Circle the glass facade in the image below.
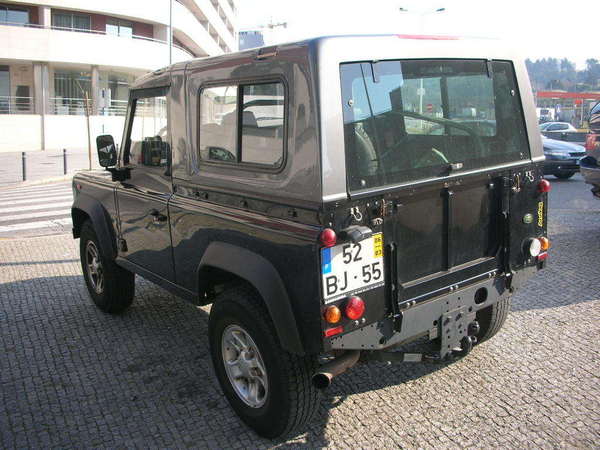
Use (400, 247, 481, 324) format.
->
(99, 71, 136, 115)
(0, 65, 9, 113)
(106, 18, 133, 38)
(51, 11, 91, 31)
(53, 70, 91, 114)
(0, 5, 29, 25)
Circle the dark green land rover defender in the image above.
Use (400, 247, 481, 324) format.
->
(72, 35, 549, 438)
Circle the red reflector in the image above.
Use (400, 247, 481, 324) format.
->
(538, 252, 548, 261)
(345, 296, 365, 320)
(538, 179, 551, 193)
(319, 228, 337, 248)
(396, 34, 459, 40)
(324, 326, 344, 337)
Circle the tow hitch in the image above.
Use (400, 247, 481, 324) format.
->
(312, 320, 480, 389)
(363, 321, 480, 365)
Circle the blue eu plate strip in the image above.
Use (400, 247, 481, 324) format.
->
(322, 248, 332, 274)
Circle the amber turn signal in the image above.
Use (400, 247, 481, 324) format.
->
(539, 236, 550, 251)
(324, 305, 342, 324)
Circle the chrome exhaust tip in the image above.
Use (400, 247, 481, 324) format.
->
(312, 350, 360, 390)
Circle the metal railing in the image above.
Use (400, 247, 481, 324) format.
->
(50, 97, 128, 116)
(0, 96, 34, 114)
(0, 21, 194, 57)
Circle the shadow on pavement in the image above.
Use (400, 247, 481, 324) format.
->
(0, 274, 457, 447)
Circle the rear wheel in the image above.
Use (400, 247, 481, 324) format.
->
(475, 296, 511, 344)
(80, 220, 135, 313)
(208, 284, 319, 438)
(554, 172, 575, 179)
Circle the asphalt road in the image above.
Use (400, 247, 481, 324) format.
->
(1, 174, 599, 448)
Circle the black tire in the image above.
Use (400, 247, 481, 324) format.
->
(208, 284, 319, 438)
(475, 296, 511, 344)
(554, 172, 575, 179)
(79, 220, 134, 313)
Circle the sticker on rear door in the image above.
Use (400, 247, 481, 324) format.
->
(321, 233, 385, 302)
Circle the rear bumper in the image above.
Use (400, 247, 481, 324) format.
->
(543, 159, 580, 174)
(328, 266, 537, 354)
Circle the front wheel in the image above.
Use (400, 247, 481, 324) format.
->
(79, 220, 135, 313)
(208, 285, 319, 438)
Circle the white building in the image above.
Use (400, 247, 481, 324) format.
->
(0, 0, 238, 151)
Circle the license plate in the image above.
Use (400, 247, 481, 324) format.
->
(321, 233, 385, 302)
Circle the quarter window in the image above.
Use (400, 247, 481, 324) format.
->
(199, 81, 285, 168)
(127, 95, 169, 168)
(241, 82, 284, 166)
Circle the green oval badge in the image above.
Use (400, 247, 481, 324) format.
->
(523, 213, 534, 224)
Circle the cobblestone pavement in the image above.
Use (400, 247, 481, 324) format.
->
(1, 175, 599, 448)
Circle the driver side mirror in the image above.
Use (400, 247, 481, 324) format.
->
(96, 134, 117, 167)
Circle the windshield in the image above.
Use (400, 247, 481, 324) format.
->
(340, 59, 531, 191)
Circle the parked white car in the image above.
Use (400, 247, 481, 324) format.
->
(539, 122, 577, 132)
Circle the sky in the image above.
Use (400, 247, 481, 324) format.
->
(237, 0, 597, 70)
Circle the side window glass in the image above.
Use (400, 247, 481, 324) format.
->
(127, 96, 169, 167)
(199, 86, 238, 162)
(241, 82, 284, 166)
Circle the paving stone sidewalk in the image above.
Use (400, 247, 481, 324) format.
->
(0, 150, 100, 186)
(1, 176, 599, 448)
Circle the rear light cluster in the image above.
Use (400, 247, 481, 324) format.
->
(323, 296, 366, 337)
(538, 179, 551, 193)
(319, 228, 337, 248)
(527, 236, 550, 260)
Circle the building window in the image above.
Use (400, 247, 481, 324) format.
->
(51, 11, 91, 31)
(53, 70, 91, 114)
(99, 71, 136, 115)
(199, 81, 285, 168)
(0, 66, 9, 113)
(106, 18, 133, 38)
(0, 5, 29, 25)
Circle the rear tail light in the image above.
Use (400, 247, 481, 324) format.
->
(539, 236, 550, 251)
(319, 228, 337, 248)
(324, 305, 341, 324)
(344, 296, 365, 320)
(538, 179, 551, 193)
(538, 252, 548, 261)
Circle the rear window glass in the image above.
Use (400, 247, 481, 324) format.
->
(340, 59, 530, 191)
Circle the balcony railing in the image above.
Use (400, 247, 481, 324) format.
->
(0, 21, 194, 57)
(0, 96, 34, 114)
(50, 97, 128, 116)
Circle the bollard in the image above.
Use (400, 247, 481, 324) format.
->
(22, 152, 26, 182)
(63, 148, 67, 175)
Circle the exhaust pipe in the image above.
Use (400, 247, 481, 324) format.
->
(312, 350, 360, 389)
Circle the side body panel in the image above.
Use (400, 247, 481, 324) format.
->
(167, 45, 326, 354)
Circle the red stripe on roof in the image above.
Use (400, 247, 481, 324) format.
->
(396, 34, 459, 40)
